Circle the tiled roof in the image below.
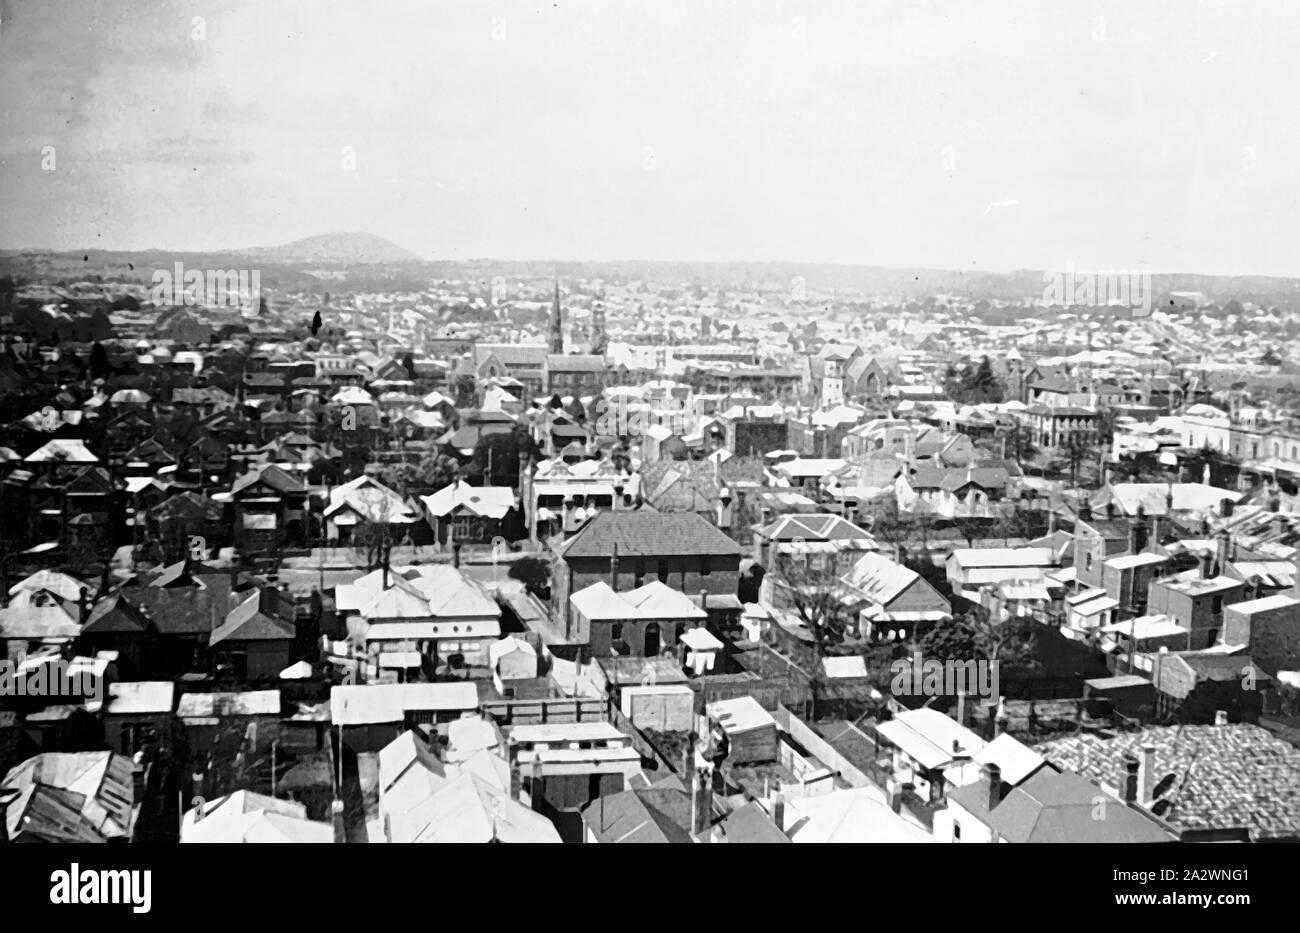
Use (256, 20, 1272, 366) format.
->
(560, 510, 741, 559)
(1035, 724, 1300, 840)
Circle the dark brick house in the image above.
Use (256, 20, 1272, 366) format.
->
(553, 510, 742, 634)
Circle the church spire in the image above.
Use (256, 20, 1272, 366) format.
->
(550, 276, 564, 354)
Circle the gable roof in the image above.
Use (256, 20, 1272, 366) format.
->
(581, 787, 695, 843)
(209, 592, 296, 646)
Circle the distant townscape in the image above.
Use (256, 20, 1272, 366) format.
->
(1, 239, 1298, 845)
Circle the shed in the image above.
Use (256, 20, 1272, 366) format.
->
(707, 696, 779, 765)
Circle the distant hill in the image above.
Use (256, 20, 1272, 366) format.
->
(231, 232, 417, 265)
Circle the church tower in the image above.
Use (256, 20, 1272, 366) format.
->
(549, 278, 564, 354)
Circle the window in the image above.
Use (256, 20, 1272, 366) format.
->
(610, 622, 623, 641)
(1211, 595, 1223, 615)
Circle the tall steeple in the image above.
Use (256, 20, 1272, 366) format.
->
(549, 277, 564, 354)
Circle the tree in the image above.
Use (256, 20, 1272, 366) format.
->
(468, 426, 539, 487)
(768, 550, 849, 659)
(918, 604, 1038, 670)
(994, 418, 1037, 463)
(1060, 431, 1098, 490)
(507, 555, 553, 600)
(418, 452, 460, 492)
(88, 341, 111, 380)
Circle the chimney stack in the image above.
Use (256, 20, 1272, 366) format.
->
(1220, 497, 1234, 518)
(1127, 521, 1141, 556)
(1199, 550, 1214, 580)
(1215, 530, 1230, 576)
(984, 763, 1002, 812)
(1078, 500, 1092, 522)
(1105, 500, 1116, 520)
(1214, 709, 1229, 726)
(609, 544, 620, 591)
(1047, 510, 1057, 535)
(1138, 744, 1156, 805)
(1121, 753, 1139, 803)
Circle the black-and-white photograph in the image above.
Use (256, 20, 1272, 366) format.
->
(0, 0, 1293, 903)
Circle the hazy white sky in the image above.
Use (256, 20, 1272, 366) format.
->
(1, 0, 1297, 274)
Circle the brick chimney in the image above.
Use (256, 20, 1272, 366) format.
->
(983, 763, 1002, 812)
(691, 767, 712, 836)
(1138, 744, 1156, 805)
(1121, 752, 1139, 803)
(1199, 550, 1214, 580)
(1215, 531, 1230, 575)
(609, 544, 620, 591)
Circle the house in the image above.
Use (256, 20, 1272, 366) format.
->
(945, 548, 1057, 601)
(1073, 515, 1143, 589)
(553, 511, 742, 634)
(336, 565, 501, 675)
(324, 475, 421, 545)
(874, 707, 986, 803)
(1101, 552, 1170, 617)
(1038, 724, 1300, 841)
(702, 799, 790, 843)
(0, 605, 81, 662)
(935, 764, 1175, 843)
(580, 781, 704, 843)
(777, 786, 934, 843)
(1149, 651, 1271, 722)
(330, 683, 480, 753)
(2, 751, 135, 842)
(229, 463, 309, 551)
(181, 790, 332, 844)
(544, 354, 607, 397)
(1064, 588, 1121, 641)
(177, 690, 283, 751)
(209, 589, 297, 679)
(1146, 569, 1247, 650)
(568, 579, 708, 658)
(508, 721, 643, 816)
(1222, 592, 1300, 675)
(752, 514, 877, 573)
(421, 481, 517, 545)
(375, 731, 561, 843)
(839, 552, 951, 643)
(102, 681, 176, 757)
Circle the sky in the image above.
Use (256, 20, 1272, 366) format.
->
(1, 0, 1298, 275)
